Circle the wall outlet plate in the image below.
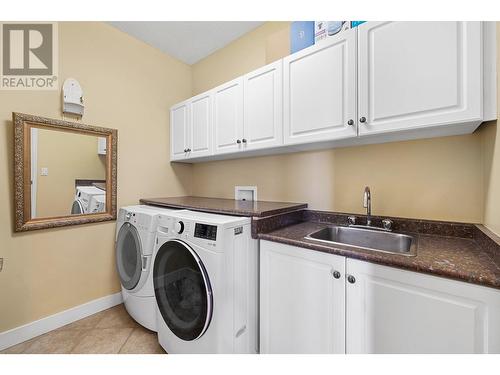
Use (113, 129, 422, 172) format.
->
(235, 186, 258, 201)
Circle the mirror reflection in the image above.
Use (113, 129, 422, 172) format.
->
(30, 127, 107, 218)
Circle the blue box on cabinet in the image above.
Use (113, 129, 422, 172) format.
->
(290, 21, 315, 54)
(351, 21, 366, 28)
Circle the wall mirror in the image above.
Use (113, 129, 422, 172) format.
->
(13, 112, 117, 231)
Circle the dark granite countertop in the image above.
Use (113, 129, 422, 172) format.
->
(259, 220, 500, 290)
(140, 196, 307, 217)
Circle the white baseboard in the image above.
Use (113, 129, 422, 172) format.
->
(0, 292, 123, 351)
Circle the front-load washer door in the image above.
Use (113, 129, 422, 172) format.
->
(116, 222, 143, 290)
(153, 239, 213, 341)
(71, 199, 84, 214)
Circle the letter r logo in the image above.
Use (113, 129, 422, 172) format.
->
(2, 23, 53, 75)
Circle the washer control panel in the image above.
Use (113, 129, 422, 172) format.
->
(194, 223, 217, 241)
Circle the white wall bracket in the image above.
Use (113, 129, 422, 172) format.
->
(62, 78, 84, 116)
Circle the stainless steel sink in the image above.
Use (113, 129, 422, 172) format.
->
(305, 226, 417, 256)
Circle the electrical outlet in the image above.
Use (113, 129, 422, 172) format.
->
(41, 167, 49, 176)
(0, 258, 3, 272)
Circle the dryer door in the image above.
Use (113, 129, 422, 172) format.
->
(116, 222, 143, 290)
(153, 239, 213, 341)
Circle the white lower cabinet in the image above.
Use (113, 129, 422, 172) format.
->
(260, 240, 500, 354)
(346, 258, 500, 354)
(260, 241, 345, 354)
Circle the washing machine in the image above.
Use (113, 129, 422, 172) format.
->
(71, 186, 105, 214)
(153, 210, 259, 353)
(89, 194, 106, 214)
(115, 205, 182, 331)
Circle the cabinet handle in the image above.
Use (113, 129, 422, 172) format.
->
(359, 117, 367, 123)
(332, 270, 341, 279)
(236, 139, 241, 144)
(347, 275, 356, 284)
(183, 148, 187, 152)
(347, 119, 354, 126)
(242, 138, 247, 143)
(187, 148, 191, 152)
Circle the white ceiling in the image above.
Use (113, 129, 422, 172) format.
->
(108, 21, 264, 65)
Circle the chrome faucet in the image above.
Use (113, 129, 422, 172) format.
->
(363, 186, 371, 226)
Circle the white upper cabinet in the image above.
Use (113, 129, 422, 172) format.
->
(213, 77, 244, 155)
(260, 241, 346, 354)
(346, 258, 500, 354)
(189, 91, 213, 158)
(283, 28, 357, 145)
(357, 21, 482, 136)
(243, 60, 283, 151)
(170, 22, 494, 163)
(170, 101, 189, 161)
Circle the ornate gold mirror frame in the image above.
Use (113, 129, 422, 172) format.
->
(13, 112, 117, 231)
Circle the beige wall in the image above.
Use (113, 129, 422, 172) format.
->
(191, 21, 499, 225)
(0, 22, 192, 333)
(481, 24, 500, 236)
(35, 129, 106, 218)
(192, 22, 290, 95)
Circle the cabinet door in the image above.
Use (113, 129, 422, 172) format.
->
(346, 258, 500, 353)
(358, 21, 482, 136)
(243, 61, 283, 151)
(260, 241, 345, 354)
(189, 91, 213, 158)
(283, 28, 357, 145)
(170, 101, 189, 161)
(213, 77, 244, 154)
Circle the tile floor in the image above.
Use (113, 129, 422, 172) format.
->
(1, 304, 165, 354)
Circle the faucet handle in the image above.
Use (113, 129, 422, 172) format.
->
(382, 219, 393, 231)
(347, 216, 356, 226)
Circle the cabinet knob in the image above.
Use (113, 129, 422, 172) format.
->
(347, 275, 356, 284)
(183, 148, 187, 152)
(332, 270, 341, 279)
(242, 138, 247, 143)
(359, 117, 367, 123)
(236, 139, 241, 144)
(187, 148, 191, 152)
(347, 119, 354, 126)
